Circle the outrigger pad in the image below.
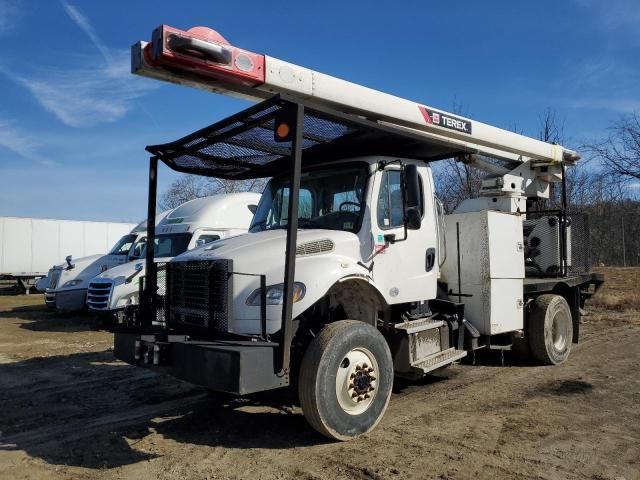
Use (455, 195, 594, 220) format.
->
(145, 94, 473, 180)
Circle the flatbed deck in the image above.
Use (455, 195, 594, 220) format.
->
(523, 273, 604, 295)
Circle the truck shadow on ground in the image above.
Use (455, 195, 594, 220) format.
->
(2, 304, 97, 333)
(0, 350, 327, 470)
(0, 346, 550, 470)
(461, 348, 540, 368)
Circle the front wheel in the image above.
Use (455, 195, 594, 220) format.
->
(298, 320, 393, 441)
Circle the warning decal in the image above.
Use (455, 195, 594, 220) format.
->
(418, 106, 472, 135)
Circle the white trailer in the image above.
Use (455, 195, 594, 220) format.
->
(87, 193, 259, 322)
(112, 25, 603, 441)
(0, 216, 135, 293)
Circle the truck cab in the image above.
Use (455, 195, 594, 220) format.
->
(172, 158, 440, 335)
(87, 193, 259, 319)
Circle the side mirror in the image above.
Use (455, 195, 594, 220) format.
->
(406, 206, 422, 230)
(65, 255, 74, 270)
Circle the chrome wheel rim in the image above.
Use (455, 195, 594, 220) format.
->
(551, 309, 570, 351)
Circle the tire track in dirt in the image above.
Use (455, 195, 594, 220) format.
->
(0, 391, 209, 450)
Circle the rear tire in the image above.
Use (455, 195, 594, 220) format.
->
(528, 294, 573, 365)
(298, 320, 393, 441)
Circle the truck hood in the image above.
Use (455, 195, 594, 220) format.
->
(173, 229, 365, 275)
(94, 257, 172, 281)
(168, 229, 375, 336)
(53, 254, 103, 270)
(50, 254, 109, 291)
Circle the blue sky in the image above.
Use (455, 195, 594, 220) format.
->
(0, 0, 638, 222)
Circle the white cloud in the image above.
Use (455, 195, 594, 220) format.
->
(61, 1, 113, 65)
(566, 98, 640, 114)
(1, 50, 155, 128)
(0, 0, 20, 34)
(0, 118, 53, 165)
(0, 2, 157, 128)
(561, 58, 640, 114)
(574, 0, 640, 29)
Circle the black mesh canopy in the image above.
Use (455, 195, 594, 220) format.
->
(146, 95, 474, 180)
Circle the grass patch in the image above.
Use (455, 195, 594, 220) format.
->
(591, 267, 640, 310)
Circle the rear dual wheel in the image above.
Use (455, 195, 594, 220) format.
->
(528, 294, 573, 365)
(298, 320, 393, 441)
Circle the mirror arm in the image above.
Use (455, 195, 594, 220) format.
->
(126, 264, 145, 284)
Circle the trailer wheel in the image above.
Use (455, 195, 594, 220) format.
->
(528, 294, 573, 365)
(298, 320, 393, 441)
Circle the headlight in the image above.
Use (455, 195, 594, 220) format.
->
(246, 282, 306, 306)
(62, 279, 83, 288)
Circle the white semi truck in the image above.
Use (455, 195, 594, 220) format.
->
(43, 215, 162, 311)
(87, 193, 259, 322)
(0, 216, 135, 294)
(113, 25, 603, 440)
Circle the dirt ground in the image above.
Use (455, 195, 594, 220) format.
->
(0, 268, 638, 480)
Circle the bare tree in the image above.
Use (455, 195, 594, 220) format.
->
(433, 99, 485, 212)
(159, 174, 267, 211)
(538, 108, 565, 144)
(584, 112, 640, 180)
(528, 108, 568, 210)
(434, 159, 484, 213)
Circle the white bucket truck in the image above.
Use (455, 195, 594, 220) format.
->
(87, 193, 259, 321)
(112, 25, 604, 441)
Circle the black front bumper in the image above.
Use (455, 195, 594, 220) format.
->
(114, 333, 288, 395)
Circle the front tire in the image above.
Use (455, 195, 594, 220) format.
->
(298, 320, 393, 441)
(528, 294, 573, 365)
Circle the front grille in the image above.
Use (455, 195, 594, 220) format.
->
(48, 268, 62, 289)
(87, 280, 114, 310)
(167, 260, 233, 332)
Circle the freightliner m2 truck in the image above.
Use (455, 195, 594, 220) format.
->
(113, 25, 603, 440)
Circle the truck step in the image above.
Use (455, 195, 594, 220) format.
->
(410, 347, 467, 373)
(394, 317, 444, 334)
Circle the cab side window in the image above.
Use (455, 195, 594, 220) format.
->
(130, 238, 147, 258)
(377, 170, 404, 229)
(195, 234, 221, 248)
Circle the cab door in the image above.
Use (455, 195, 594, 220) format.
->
(370, 164, 438, 304)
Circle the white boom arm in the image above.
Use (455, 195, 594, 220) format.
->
(131, 25, 578, 202)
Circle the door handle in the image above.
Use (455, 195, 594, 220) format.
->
(425, 248, 436, 272)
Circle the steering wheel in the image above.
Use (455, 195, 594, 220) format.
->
(338, 201, 361, 212)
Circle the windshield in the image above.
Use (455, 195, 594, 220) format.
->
(131, 233, 193, 259)
(249, 164, 368, 234)
(109, 234, 138, 255)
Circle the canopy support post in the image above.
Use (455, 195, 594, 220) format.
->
(280, 104, 304, 378)
(143, 156, 158, 328)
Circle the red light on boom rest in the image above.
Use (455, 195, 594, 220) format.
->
(146, 25, 265, 87)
